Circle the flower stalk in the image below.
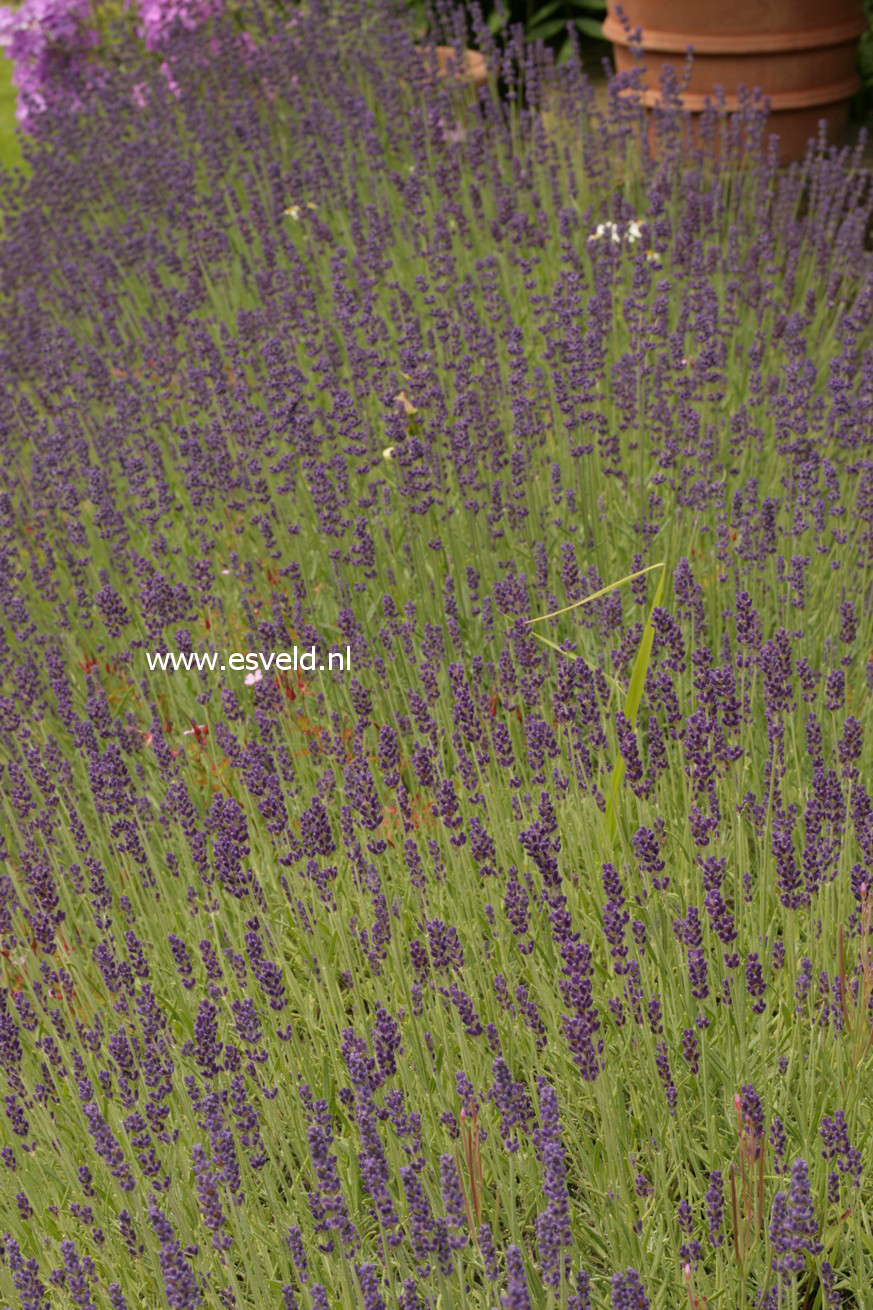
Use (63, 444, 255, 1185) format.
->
(454, 1100, 483, 1240)
(839, 883, 873, 1071)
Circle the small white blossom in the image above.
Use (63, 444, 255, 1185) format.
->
(283, 202, 316, 220)
(588, 221, 623, 245)
(244, 669, 263, 685)
(588, 218, 655, 254)
(382, 446, 395, 460)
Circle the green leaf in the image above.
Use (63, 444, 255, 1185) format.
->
(527, 17, 572, 41)
(525, 0, 565, 24)
(568, 0, 608, 12)
(525, 561, 667, 843)
(859, 33, 873, 81)
(525, 561, 665, 625)
(605, 563, 667, 841)
(573, 15, 606, 38)
(487, 8, 509, 33)
(624, 564, 666, 728)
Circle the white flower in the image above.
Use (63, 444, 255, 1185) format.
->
(588, 218, 653, 251)
(645, 249, 662, 267)
(244, 669, 263, 685)
(382, 447, 395, 460)
(283, 201, 316, 220)
(588, 221, 622, 245)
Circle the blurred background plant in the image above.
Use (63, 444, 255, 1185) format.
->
(0, 0, 287, 164)
(857, 0, 873, 119)
(0, 0, 871, 174)
(405, 0, 611, 65)
(516, 0, 607, 56)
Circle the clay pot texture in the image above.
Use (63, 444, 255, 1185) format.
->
(415, 45, 489, 90)
(602, 0, 867, 161)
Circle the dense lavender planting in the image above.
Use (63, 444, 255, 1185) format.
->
(0, 2, 872, 1307)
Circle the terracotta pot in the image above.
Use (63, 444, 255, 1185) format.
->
(602, 0, 867, 161)
(415, 45, 489, 91)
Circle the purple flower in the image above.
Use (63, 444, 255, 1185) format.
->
(515, 983, 548, 1049)
(705, 1171, 723, 1247)
(611, 1267, 651, 1309)
(478, 1221, 499, 1281)
(569, 1268, 592, 1310)
(440, 1154, 468, 1249)
(821, 1260, 842, 1308)
(398, 1279, 422, 1310)
(192, 1144, 231, 1252)
(745, 951, 766, 1013)
(824, 669, 845, 711)
(615, 711, 650, 798)
(400, 1162, 437, 1265)
(4, 1233, 50, 1310)
(488, 1056, 534, 1153)
(533, 1079, 572, 1289)
(60, 1239, 95, 1310)
(655, 1040, 677, 1116)
(372, 1002, 402, 1081)
(769, 1158, 822, 1276)
(355, 1264, 386, 1310)
(501, 1245, 531, 1310)
(820, 1111, 862, 1187)
(769, 1117, 787, 1175)
(148, 1196, 202, 1308)
(632, 826, 666, 888)
(681, 1028, 699, 1075)
(601, 862, 630, 974)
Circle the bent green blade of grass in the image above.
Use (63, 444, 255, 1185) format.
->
(525, 560, 667, 846)
(606, 562, 666, 842)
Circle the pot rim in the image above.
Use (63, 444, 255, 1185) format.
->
(616, 73, 861, 112)
(602, 13, 868, 55)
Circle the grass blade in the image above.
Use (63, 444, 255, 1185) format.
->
(604, 562, 667, 841)
(524, 562, 665, 625)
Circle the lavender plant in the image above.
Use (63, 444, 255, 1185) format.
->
(0, 1, 871, 1307)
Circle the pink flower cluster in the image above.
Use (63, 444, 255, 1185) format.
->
(0, 0, 98, 125)
(0, 0, 222, 125)
(136, 0, 220, 51)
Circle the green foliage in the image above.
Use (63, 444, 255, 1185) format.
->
(0, 52, 22, 171)
(402, 0, 609, 57)
(524, 0, 606, 62)
(857, 1, 873, 118)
